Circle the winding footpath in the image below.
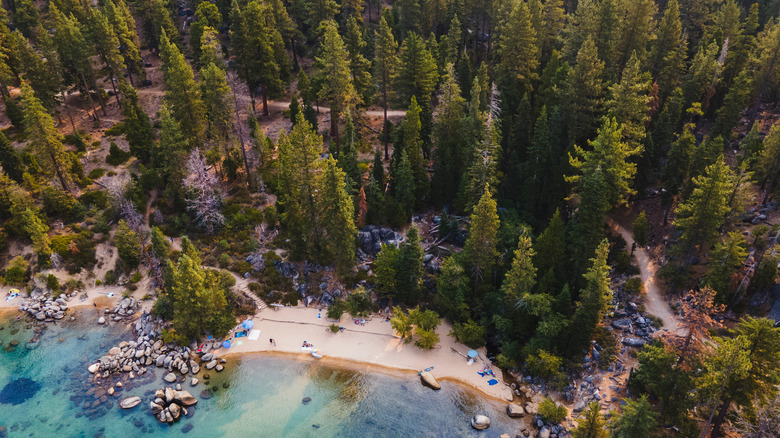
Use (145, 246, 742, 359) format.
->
(608, 219, 684, 335)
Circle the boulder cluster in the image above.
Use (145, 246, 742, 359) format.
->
(18, 290, 73, 321)
(148, 387, 198, 423)
(357, 225, 403, 257)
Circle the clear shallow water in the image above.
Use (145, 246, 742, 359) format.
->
(0, 310, 523, 437)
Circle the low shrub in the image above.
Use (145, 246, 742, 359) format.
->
(106, 142, 131, 166)
(87, 168, 105, 180)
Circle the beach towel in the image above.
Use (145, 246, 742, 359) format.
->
(477, 371, 485, 377)
(248, 330, 260, 340)
(487, 379, 498, 386)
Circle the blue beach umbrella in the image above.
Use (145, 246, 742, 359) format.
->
(242, 319, 255, 330)
(467, 350, 478, 358)
(223, 340, 231, 349)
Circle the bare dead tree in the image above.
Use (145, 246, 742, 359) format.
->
(734, 390, 780, 438)
(184, 148, 225, 233)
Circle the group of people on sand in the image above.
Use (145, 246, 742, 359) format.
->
(354, 318, 367, 326)
(302, 341, 313, 349)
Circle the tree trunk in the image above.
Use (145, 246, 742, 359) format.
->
(109, 75, 121, 108)
(331, 108, 340, 154)
(261, 86, 269, 116)
(383, 89, 389, 160)
(51, 151, 71, 193)
(80, 74, 101, 123)
(233, 86, 252, 190)
(367, 0, 372, 23)
(62, 91, 77, 133)
(292, 40, 299, 71)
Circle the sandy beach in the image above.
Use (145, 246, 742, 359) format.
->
(222, 306, 515, 402)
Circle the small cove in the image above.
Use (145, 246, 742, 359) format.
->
(0, 309, 527, 437)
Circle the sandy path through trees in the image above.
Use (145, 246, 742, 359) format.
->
(608, 219, 683, 335)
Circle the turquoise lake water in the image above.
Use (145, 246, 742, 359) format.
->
(0, 310, 523, 437)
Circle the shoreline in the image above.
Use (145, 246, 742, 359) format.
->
(219, 306, 516, 403)
(225, 348, 517, 407)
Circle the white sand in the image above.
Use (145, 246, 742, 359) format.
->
(223, 306, 515, 402)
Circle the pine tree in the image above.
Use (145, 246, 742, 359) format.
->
(316, 20, 359, 147)
(632, 342, 696, 424)
(231, 0, 288, 115)
(105, 0, 145, 84)
(21, 84, 73, 192)
(9, 30, 61, 112)
(501, 235, 537, 303)
(375, 16, 400, 159)
(200, 27, 224, 69)
(12, 0, 41, 41)
(337, 112, 361, 190)
(614, 0, 657, 70)
(318, 156, 357, 274)
(540, 0, 565, 57)
(169, 250, 235, 340)
(568, 117, 640, 207)
(159, 30, 207, 144)
(573, 401, 608, 438)
(463, 187, 500, 290)
(704, 231, 748, 303)
(567, 37, 605, 146)
(156, 105, 189, 197)
(138, 0, 178, 51)
(462, 86, 501, 211)
(201, 63, 234, 151)
(374, 243, 399, 295)
(397, 0, 422, 35)
(115, 219, 141, 268)
(568, 168, 610, 283)
(396, 225, 424, 304)
(278, 114, 325, 259)
(21, 208, 51, 259)
(648, 0, 687, 99)
(681, 41, 721, 110)
(674, 156, 733, 257)
(431, 64, 467, 206)
(87, 8, 127, 106)
(401, 96, 428, 206)
(568, 239, 611, 357)
(344, 16, 373, 105)
(754, 117, 780, 197)
(304, 0, 339, 32)
(534, 209, 567, 293)
(523, 106, 565, 220)
(608, 395, 658, 438)
(496, 0, 539, 100)
(121, 82, 155, 163)
(593, 0, 619, 77)
(190, 2, 222, 65)
(632, 210, 649, 247)
(607, 53, 652, 157)
(0, 131, 23, 183)
(395, 32, 439, 108)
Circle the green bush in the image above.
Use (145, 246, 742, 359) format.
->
(231, 261, 252, 274)
(218, 253, 232, 267)
(42, 187, 86, 223)
(105, 142, 131, 166)
(130, 272, 143, 283)
(538, 397, 567, 423)
(624, 277, 644, 295)
(3, 256, 28, 286)
(218, 239, 230, 251)
(329, 323, 340, 333)
(344, 287, 372, 317)
(50, 232, 97, 274)
(327, 300, 345, 320)
(104, 270, 117, 285)
(153, 294, 174, 320)
(87, 168, 105, 179)
(104, 122, 125, 136)
(264, 204, 278, 228)
(414, 328, 440, 350)
(46, 274, 60, 294)
(63, 133, 87, 152)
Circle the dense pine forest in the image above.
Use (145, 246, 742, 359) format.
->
(1, 0, 780, 436)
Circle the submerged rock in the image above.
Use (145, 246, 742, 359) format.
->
(119, 396, 142, 409)
(0, 378, 41, 405)
(506, 403, 525, 417)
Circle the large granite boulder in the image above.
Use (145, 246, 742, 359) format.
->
(420, 371, 441, 390)
(471, 415, 490, 430)
(120, 396, 142, 409)
(506, 403, 525, 417)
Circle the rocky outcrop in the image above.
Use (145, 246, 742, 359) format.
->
(357, 226, 403, 257)
(419, 371, 440, 390)
(17, 289, 73, 321)
(471, 415, 490, 430)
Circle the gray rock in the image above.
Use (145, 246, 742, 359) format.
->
(205, 360, 217, 370)
(164, 372, 177, 383)
(98, 316, 106, 324)
(622, 337, 646, 347)
(420, 371, 440, 390)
